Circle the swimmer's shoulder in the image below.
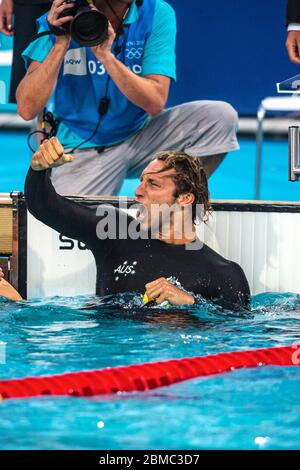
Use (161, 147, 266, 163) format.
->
(196, 242, 247, 276)
(193, 242, 230, 264)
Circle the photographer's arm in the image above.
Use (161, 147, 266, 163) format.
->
(16, 0, 73, 120)
(91, 24, 170, 117)
(100, 54, 170, 117)
(16, 39, 69, 121)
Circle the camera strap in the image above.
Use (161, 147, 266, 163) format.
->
(31, 14, 72, 42)
(42, 109, 60, 139)
(46, 18, 69, 36)
(30, 30, 53, 42)
(30, 20, 67, 43)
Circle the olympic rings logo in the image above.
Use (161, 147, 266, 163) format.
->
(125, 47, 144, 60)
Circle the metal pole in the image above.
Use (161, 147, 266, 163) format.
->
(255, 105, 265, 200)
(288, 126, 300, 182)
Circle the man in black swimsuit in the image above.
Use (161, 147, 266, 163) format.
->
(25, 137, 250, 310)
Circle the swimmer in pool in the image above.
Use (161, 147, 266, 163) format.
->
(25, 137, 250, 310)
(0, 267, 22, 301)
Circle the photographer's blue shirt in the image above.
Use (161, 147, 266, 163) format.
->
(22, 0, 177, 148)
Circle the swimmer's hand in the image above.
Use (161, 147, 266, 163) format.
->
(145, 277, 195, 306)
(30, 137, 74, 171)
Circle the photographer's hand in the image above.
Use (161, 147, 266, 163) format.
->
(47, 0, 73, 46)
(90, 22, 116, 63)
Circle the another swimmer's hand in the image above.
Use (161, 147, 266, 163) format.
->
(30, 137, 74, 171)
(0, 269, 22, 301)
(145, 277, 195, 306)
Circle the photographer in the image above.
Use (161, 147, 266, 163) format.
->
(17, 0, 239, 195)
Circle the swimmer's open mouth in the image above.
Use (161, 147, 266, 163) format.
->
(136, 204, 148, 222)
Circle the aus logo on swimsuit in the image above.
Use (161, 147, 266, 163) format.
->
(114, 261, 138, 281)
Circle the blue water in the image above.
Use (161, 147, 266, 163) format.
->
(0, 130, 300, 200)
(0, 292, 300, 450)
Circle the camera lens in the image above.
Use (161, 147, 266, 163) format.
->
(71, 10, 108, 46)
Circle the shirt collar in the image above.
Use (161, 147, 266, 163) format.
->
(123, 0, 139, 25)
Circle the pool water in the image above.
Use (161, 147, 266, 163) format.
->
(0, 292, 300, 450)
(0, 130, 300, 201)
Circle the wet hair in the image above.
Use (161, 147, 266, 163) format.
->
(153, 150, 212, 223)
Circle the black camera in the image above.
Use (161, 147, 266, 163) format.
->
(55, 0, 109, 47)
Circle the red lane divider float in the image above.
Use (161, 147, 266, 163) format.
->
(0, 344, 299, 400)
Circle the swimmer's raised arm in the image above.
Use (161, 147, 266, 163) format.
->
(30, 137, 74, 171)
(25, 137, 107, 251)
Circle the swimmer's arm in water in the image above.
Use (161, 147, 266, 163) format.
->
(144, 277, 195, 306)
(0, 268, 22, 301)
(209, 262, 251, 311)
(25, 137, 105, 250)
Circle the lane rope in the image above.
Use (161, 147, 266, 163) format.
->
(0, 344, 299, 400)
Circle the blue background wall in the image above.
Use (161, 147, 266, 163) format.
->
(167, 0, 299, 114)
